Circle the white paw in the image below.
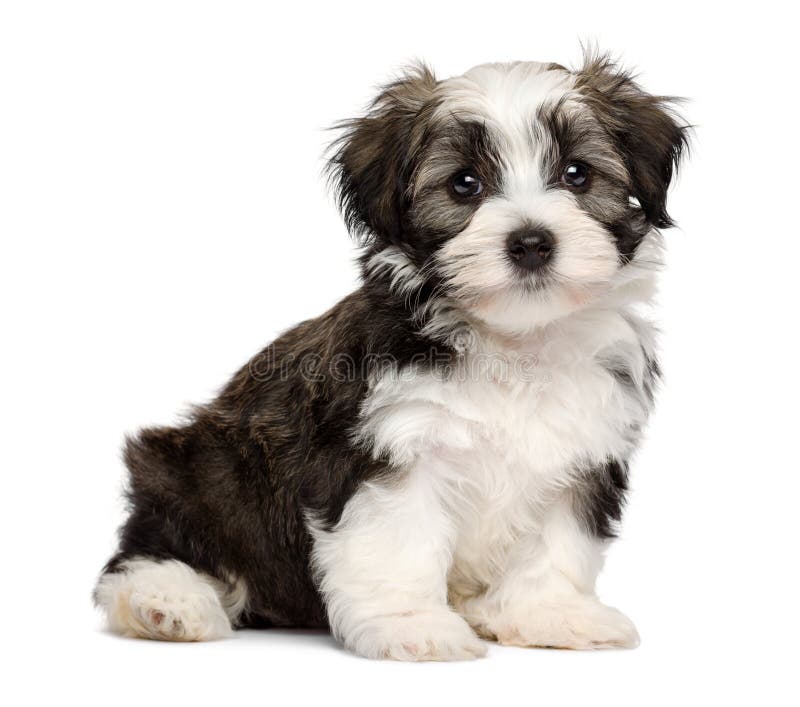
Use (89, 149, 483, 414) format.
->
(347, 610, 487, 661)
(488, 597, 639, 650)
(127, 590, 232, 642)
(95, 558, 233, 642)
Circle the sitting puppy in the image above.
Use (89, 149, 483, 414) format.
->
(94, 53, 687, 660)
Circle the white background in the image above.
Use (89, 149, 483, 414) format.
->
(2, 1, 798, 704)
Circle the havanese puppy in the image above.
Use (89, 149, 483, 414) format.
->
(95, 53, 688, 660)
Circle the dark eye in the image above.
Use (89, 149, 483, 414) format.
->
(561, 162, 590, 190)
(451, 170, 483, 198)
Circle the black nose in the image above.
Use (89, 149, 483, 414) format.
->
(506, 228, 555, 271)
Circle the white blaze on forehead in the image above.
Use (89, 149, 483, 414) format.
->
(458, 62, 575, 115)
(437, 62, 575, 119)
(435, 62, 577, 193)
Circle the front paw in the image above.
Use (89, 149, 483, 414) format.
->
(345, 609, 487, 661)
(488, 597, 639, 650)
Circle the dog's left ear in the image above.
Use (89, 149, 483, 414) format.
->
(576, 54, 689, 228)
(327, 64, 437, 246)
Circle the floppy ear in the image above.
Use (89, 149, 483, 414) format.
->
(327, 64, 437, 245)
(576, 54, 689, 228)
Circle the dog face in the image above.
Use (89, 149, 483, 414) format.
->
(329, 56, 687, 334)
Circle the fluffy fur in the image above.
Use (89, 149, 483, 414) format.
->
(95, 53, 687, 659)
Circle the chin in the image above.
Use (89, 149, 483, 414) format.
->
(94, 51, 688, 660)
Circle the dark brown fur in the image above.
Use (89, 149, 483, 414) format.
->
(105, 282, 454, 627)
(575, 54, 689, 229)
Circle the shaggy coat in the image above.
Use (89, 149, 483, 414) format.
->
(95, 54, 687, 659)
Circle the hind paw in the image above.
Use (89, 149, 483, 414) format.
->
(128, 590, 230, 641)
(95, 558, 234, 642)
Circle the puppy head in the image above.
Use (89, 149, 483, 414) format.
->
(328, 55, 688, 334)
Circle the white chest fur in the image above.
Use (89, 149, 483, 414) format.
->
(309, 303, 656, 658)
(355, 307, 656, 587)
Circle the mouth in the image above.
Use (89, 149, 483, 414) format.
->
(496, 265, 616, 306)
(509, 266, 554, 293)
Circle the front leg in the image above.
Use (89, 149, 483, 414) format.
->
(308, 465, 486, 661)
(457, 475, 639, 650)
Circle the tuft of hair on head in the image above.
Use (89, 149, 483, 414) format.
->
(574, 48, 691, 229)
(325, 62, 438, 247)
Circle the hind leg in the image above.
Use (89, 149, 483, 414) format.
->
(94, 557, 246, 642)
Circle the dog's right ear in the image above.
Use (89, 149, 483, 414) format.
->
(327, 64, 437, 246)
(576, 52, 689, 229)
